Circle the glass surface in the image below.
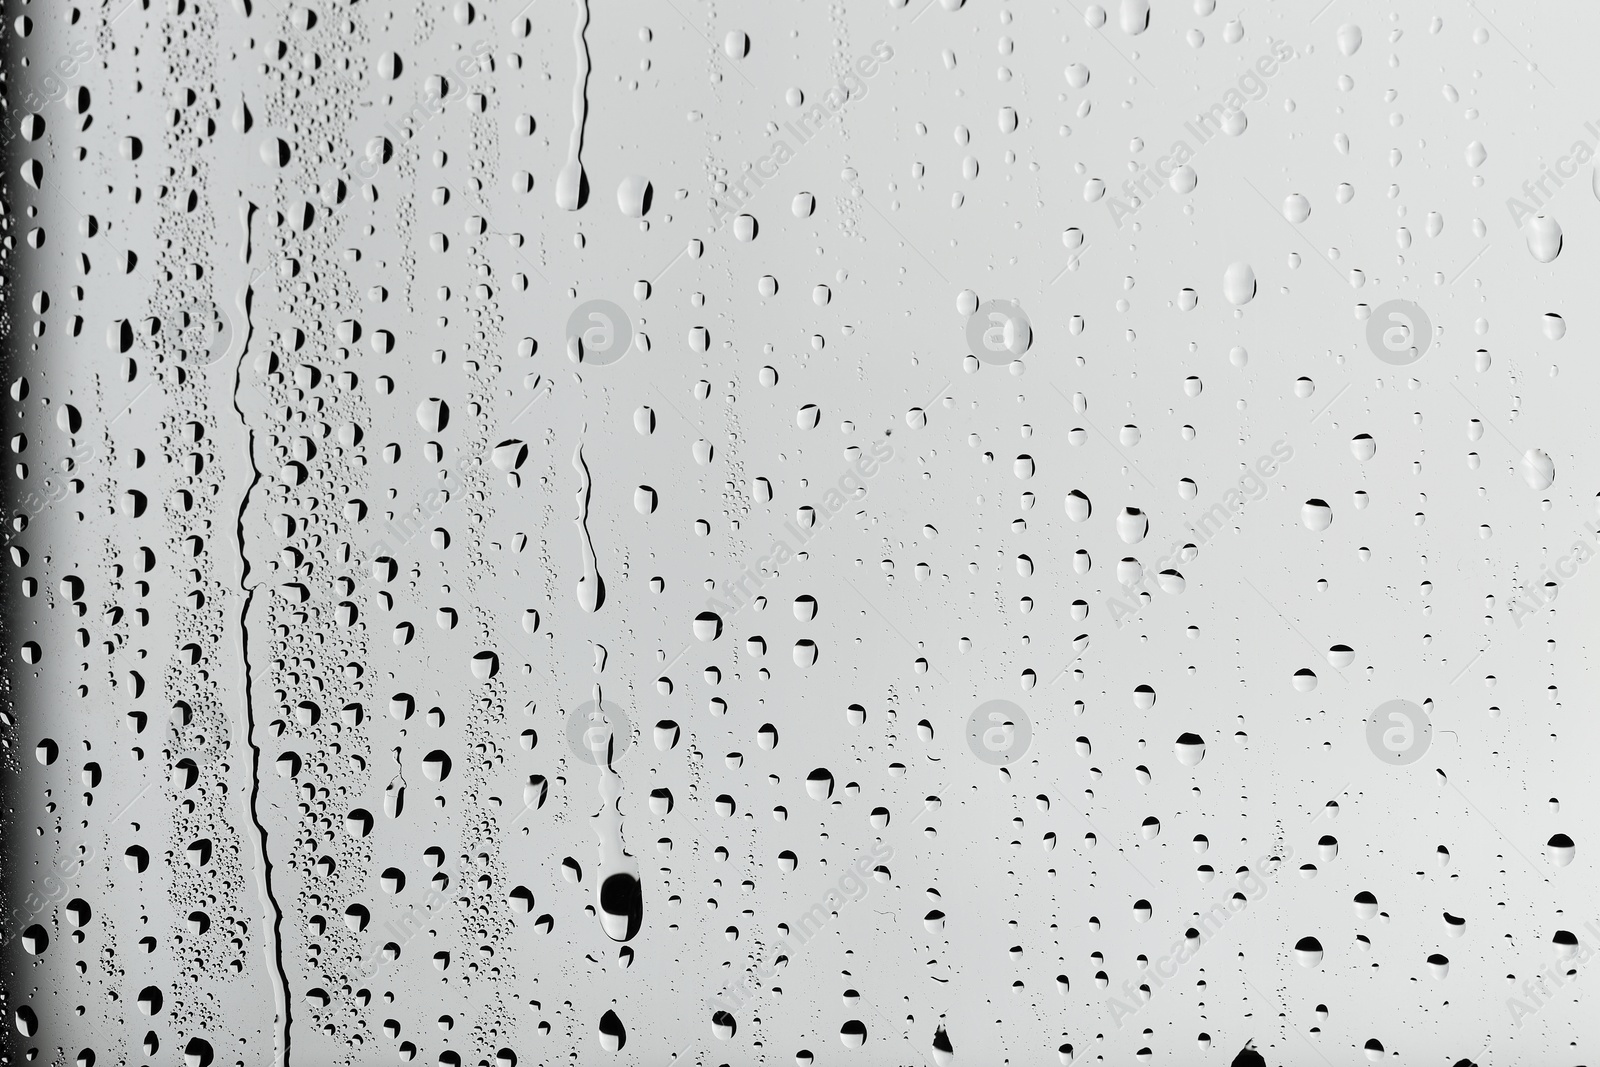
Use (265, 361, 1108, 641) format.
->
(0, 3, 1588, 1064)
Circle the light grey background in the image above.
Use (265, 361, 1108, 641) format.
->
(4, 0, 1598, 1064)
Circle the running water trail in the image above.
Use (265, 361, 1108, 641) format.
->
(588, 684, 642, 941)
(573, 442, 604, 611)
(555, 0, 591, 210)
(228, 260, 292, 1064)
(384, 747, 406, 820)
